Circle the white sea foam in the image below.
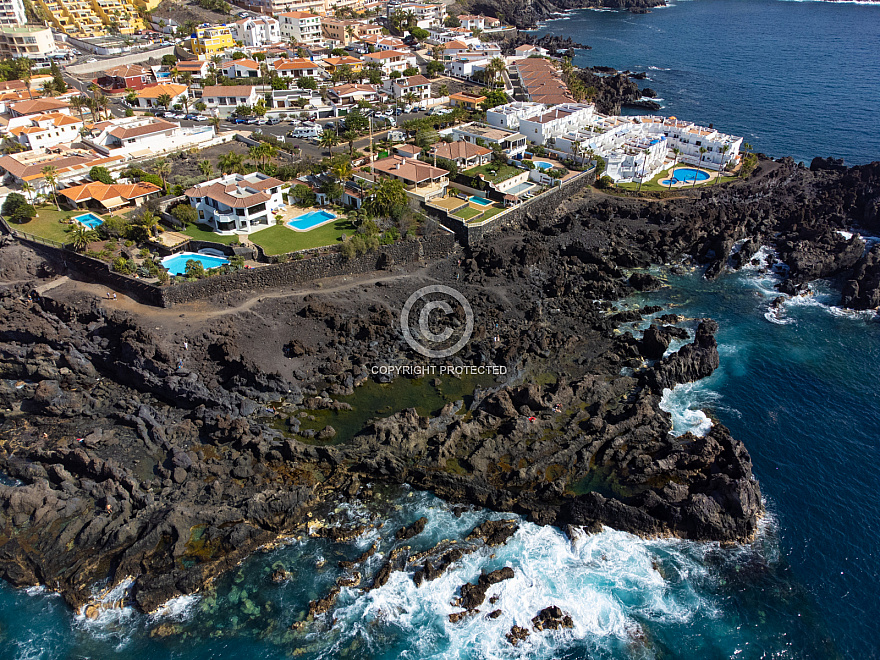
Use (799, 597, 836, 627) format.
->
(660, 382, 715, 437)
(329, 520, 712, 659)
(150, 593, 200, 621)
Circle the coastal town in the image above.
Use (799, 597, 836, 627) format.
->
(0, 0, 746, 286)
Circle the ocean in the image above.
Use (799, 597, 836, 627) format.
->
(533, 0, 880, 165)
(4, 1, 880, 658)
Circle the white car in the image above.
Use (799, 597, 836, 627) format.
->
(403, 104, 413, 113)
(85, 57, 97, 63)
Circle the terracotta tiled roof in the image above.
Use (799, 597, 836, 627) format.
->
(104, 64, 150, 78)
(431, 140, 491, 160)
(363, 50, 409, 60)
(396, 75, 431, 87)
(226, 58, 260, 69)
(10, 98, 70, 115)
(201, 85, 256, 97)
(136, 83, 187, 99)
(371, 155, 447, 183)
(60, 181, 161, 203)
(280, 10, 317, 18)
(274, 58, 317, 71)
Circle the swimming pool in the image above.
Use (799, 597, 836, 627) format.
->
(161, 252, 229, 276)
(663, 167, 710, 184)
(469, 196, 493, 206)
(506, 182, 535, 196)
(533, 161, 554, 171)
(75, 213, 104, 229)
(287, 210, 337, 231)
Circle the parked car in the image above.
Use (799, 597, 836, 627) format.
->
(403, 104, 413, 113)
(233, 117, 249, 124)
(266, 118, 280, 125)
(184, 113, 199, 120)
(324, 121, 335, 130)
(254, 118, 268, 125)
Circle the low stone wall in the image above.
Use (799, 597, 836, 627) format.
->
(160, 231, 456, 306)
(465, 170, 596, 245)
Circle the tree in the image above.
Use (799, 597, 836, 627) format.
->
(153, 158, 171, 191)
(715, 144, 731, 184)
(364, 176, 407, 218)
(69, 226, 98, 252)
(90, 166, 115, 184)
(218, 152, 244, 174)
(438, 83, 449, 97)
(210, 116, 221, 132)
(342, 130, 357, 158)
(69, 96, 86, 124)
(426, 60, 444, 78)
(291, 183, 315, 206)
(693, 146, 707, 187)
(130, 209, 158, 242)
(17, 57, 33, 99)
(41, 80, 56, 97)
(321, 179, 343, 203)
(253, 100, 267, 117)
(444, 15, 460, 28)
(41, 166, 60, 210)
(50, 61, 67, 94)
(235, 103, 252, 117)
(125, 90, 138, 106)
(344, 108, 368, 133)
(480, 89, 508, 110)
(184, 259, 205, 278)
(20, 182, 34, 204)
(402, 66, 419, 77)
(319, 129, 340, 157)
(668, 147, 680, 188)
(331, 160, 352, 181)
(171, 203, 198, 225)
(297, 76, 317, 90)
(2, 192, 28, 217)
(409, 27, 428, 41)
(198, 159, 213, 177)
(95, 93, 111, 121)
(156, 92, 173, 110)
(195, 100, 207, 112)
(162, 54, 176, 66)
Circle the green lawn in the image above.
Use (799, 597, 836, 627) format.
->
(181, 223, 239, 245)
(615, 167, 738, 193)
(479, 206, 504, 220)
(463, 163, 523, 184)
(10, 205, 90, 244)
(453, 206, 480, 220)
(250, 219, 355, 256)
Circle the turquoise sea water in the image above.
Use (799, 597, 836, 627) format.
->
(534, 0, 880, 165)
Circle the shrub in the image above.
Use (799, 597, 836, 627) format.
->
(291, 183, 316, 206)
(111, 257, 136, 274)
(595, 175, 613, 189)
(89, 166, 115, 184)
(1, 192, 28, 217)
(10, 203, 36, 224)
(184, 259, 205, 279)
(171, 203, 198, 225)
(99, 215, 129, 239)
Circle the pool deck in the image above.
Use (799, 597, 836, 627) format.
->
(282, 206, 338, 233)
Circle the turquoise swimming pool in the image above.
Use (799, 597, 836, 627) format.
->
(533, 161, 553, 171)
(287, 210, 336, 231)
(469, 196, 493, 206)
(161, 252, 229, 276)
(75, 213, 104, 229)
(662, 168, 710, 185)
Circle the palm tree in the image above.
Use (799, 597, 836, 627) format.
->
(41, 81, 56, 97)
(403, 91, 417, 106)
(69, 96, 85, 124)
(438, 83, 448, 97)
(487, 57, 506, 88)
(693, 147, 707, 187)
(181, 72, 193, 88)
(17, 57, 33, 100)
(218, 152, 244, 175)
(432, 44, 443, 61)
(319, 129, 340, 156)
(41, 166, 60, 211)
(342, 130, 357, 158)
(21, 181, 34, 203)
(210, 116, 221, 133)
(69, 226, 97, 252)
(154, 158, 171, 192)
(636, 148, 650, 194)
(96, 94, 111, 120)
(668, 147, 680, 188)
(198, 160, 213, 177)
(332, 160, 352, 181)
(156, 93, 173, 111)
(345, 24, 356, 44)
(714, 144, 730, 184)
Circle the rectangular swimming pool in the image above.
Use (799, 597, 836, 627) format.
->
(287, 210, 337, 231)
(505, 182, 535, 196)
(161, 252, 229, 276)
(75, 213, 104, 229)
(469, 196, 493, 206)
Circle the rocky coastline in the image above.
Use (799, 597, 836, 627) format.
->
(467, 0, 667, 29)
(1, 156, 879, 618)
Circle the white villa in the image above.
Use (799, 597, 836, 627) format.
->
(486, 101, 546, 131)
(553, 114, 742, 183)
(518, 103, 595, 146)
(448, 122, 528, 158)
(231, 16, 280, 48)
(201, 85, 261, 118)
(83, 117, 215, 159)
(185, 173, 285, 234)
(7, 112, 83, 151)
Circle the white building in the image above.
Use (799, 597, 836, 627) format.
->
(517, 103, 594, 146)
(0, 0, 25, 26)
(279, 11, 322, 45)
(353, 34, 406, 53)
(387, 1, 445, 28)
(448, 122, 527, 158)
(201, 85, 261, 117)
(273, 57, 323, 80)
(83, 116, 216, 159)
(185, 173, 285, 234)
(444, 54, 489, 80)
(134, 83, 189, 110)
(222, 58, 262, 79)
(231, 16, 281, 48)
(486, 101, 546, 131)
(632, 116, 743, 171)
(387, 74, 432, 101)
(361, 50, 416, 76)
(8, 112, 82, 151)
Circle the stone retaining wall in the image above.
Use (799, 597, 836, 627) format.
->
(159, 231, 456, 305)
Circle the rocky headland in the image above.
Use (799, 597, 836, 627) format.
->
(1, 156, 879, 617)
(465, 0, 667, 29)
